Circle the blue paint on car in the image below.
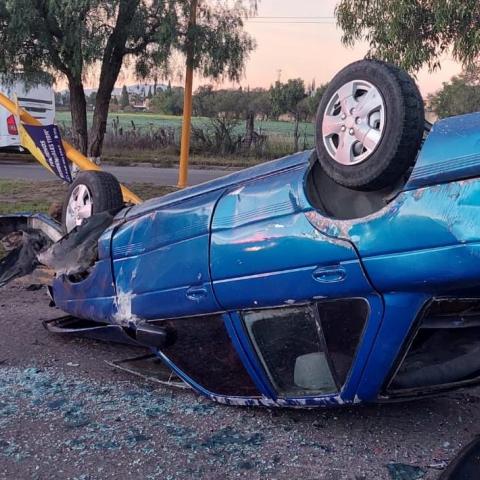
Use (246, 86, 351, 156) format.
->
(49, 112, 480, 407)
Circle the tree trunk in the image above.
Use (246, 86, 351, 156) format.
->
(88, 0, 140, 160)
(68, 78, 88, 155)
(293, 112, 300, 152)
(88, 69, 119, 161)
(245, 111, 255, 149)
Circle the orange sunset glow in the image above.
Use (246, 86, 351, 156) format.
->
(240, 0, 461, 96)
(67, 0, 463, 96)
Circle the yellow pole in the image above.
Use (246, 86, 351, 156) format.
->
(178, 0, 198, 188)
(0, 91, 141, 204)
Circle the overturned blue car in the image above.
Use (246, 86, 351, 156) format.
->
(3, 60, 480, 408)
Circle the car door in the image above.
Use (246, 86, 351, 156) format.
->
(210, 165, 383, 402)
(111, 190, 224, 322)
(210, 165, 376, 309)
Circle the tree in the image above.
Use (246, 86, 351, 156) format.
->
(302, 84, 329, 121)
(120, 85, 130, 109)
(193, 85, 215, 117)
(336, 0, 480, 72)
(213, 89, 245, 119)
(151, 87, 184, 115)
(248, 89, 272, 120)
(55, 91, 70, 108)
(429, 74, 480, 118)
(87, 91, 98, 109)
(0, 0, 258, 158)
(270, 79, 307, 150)
(270, 79, 306, 118)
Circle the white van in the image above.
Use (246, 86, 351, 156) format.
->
(0, 77, 55, 151)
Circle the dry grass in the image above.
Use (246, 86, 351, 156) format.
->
(0, 179, 177, 258)
(0, 179, 177, 216)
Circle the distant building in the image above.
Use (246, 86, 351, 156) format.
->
(131, 104, 148, 112)
(55, 83, 167, 102)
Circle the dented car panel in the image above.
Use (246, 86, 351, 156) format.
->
(210, 166, 374, 310)
(306, 179, 480, 292)
(52, 258, 117, 322)
(52, 216, 120, 323)
(112, 189, 224, 322)
(12, 112, 480, 407)
(406, 112, 480, 191)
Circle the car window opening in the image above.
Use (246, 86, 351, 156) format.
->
(243, 300, 368, 397)
(387, 298, 480, 395)
(154, 315, 261, 397)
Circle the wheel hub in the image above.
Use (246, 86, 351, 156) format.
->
(322, 80, 386, 166)
(345, 116, 356, 129)
(65, 184, 93, 233)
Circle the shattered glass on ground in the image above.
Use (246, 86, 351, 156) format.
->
(1, 284, 480, 479)
(0, 366, 270, 479)
(387, 463, 426, 480)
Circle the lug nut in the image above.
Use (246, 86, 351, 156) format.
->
(341, 114, 346, 120)
(356, 117, 361, 124)
(349, 128, 354, 135)
(341, 126, 346, 132)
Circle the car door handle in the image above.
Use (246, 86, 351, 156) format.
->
(312, 266, 347, 283)
(186, 286, 208, 300)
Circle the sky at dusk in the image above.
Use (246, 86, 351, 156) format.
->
(239, 0, 461, 96)
(76, 0, 463, 96)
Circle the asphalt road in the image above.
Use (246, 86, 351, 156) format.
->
(0, 283, 477, 479)
(0, 160, 231, 186)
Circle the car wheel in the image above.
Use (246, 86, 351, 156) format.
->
(62, 171, 124, 233)
(315, 59, 425, 190)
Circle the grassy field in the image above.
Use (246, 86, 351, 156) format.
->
(0, 179, 176, 216)
(55, 111, 315, 142)
(0, 178, 177, 263)
(100, 150, 266, 168)
(54, 111, 315, 168)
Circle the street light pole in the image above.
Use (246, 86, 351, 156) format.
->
(178, 0, 198, 188)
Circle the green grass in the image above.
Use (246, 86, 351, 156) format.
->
(101, 149, 266, 169)
(0, 179, 177, 257)
(55, 111, 315, 140)
(0, 180, 26, 197)
(0, 180, 66, 215)
(0, 201, 52, 215)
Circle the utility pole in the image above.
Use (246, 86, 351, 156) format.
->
(178, 0, 198, 188)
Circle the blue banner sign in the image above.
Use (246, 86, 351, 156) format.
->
(22, 124, 72, 183)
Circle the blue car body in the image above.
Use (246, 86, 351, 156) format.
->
(52, 112, 480, 407)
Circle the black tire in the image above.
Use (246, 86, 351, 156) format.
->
(62, 171, 124, 233)
(315, 59, 425, 190)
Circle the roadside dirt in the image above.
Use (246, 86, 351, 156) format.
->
(1, 283, 480, 479)
(0, 179, 176, 215)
